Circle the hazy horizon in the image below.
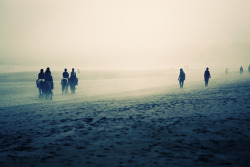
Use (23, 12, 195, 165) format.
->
(1, 0, 250, 72)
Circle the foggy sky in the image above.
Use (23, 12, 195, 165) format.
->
(0, 0, 250, 71)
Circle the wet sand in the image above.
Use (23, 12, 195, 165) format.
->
(0, 79, 250, 167)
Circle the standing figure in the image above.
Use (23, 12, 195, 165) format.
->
(225, 68, 228, 75)
(36, 69, 45, 98)
(44, 67, 54, 99)
(61, 68, 69, 94)
(240, 66, 243, 75)
(178, 68, 185, 88)
(69, 68, 78, 94)
(248, 65, 250, 73)
(204, 67, 211, 87)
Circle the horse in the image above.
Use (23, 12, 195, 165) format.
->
(36, 79, 45, 98)
(69, 77, 78, 94)
(61, 78, 69, 94)
(44, 81, 53, 100)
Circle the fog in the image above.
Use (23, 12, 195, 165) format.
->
(1, 0, 250, 72)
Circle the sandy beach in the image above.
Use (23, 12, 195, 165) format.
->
(0, 73, 250, 167)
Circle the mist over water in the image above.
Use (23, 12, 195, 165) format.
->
(0, 69, 248, 107)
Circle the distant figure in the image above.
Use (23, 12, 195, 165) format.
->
(45, 67, 53, 82)
(38, 69, 45, 79)
(178, 68, 185, 88)
(248, 65, 250, 73)
(69, 68, 78, 94)
(36, 69, 45, 98)
(225, 68, 228, 75)
(240, 66, 243, 75)
(204, 67, 211, 87)
(70, 68, 76, 79)
(78, 69, 80, 74)
(44, 67, 53, 99)
(63, 68, 69, 79)
(61, 68, 69, 94)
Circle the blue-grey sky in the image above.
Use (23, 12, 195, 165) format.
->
(0, 0, 250, 71)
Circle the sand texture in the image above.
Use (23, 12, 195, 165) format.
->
(0, 78, 250, 167)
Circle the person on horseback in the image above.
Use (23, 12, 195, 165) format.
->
(37, 69, 45, 88)
(63, 68, 69, 79)
(45, 67, 52, 80)
(70, 68, 76, 79)
(69, 68, 78, 94)
(204, 67, 211, 87)
(61, 68, 69, 94)
(37, 69, 45, 97)
(38, 69, 45, 79)
(178, 68, 185, 88)
(45, 67, 54, 89)
(43, 67, 54, 99)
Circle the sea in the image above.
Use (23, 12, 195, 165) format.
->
(0, 69, 247, 107)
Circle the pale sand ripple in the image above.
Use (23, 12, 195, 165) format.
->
(0, 79, 250, 167)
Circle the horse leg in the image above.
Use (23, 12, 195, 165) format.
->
(39, 88, 41, 98)
(66, 84, 68, 94)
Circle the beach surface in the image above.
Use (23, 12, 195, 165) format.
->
(0, 71, 250, 167)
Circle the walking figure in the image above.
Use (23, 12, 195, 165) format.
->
(178, 68, 185, 88)
(240, 66, 243, 75)
(204, 67, 211, 87)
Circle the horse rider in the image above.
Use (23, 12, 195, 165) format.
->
(70, 68, 76, 79)
(44, 67, 54, 89)
(38, 69, 45, 79)
(37, 69, 45, 88)
(63, 68, 69, 79)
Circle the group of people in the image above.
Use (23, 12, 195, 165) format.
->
(38, 67, 53, 83)
(37, 68, 78, 99)
(178, 67, 211, 88)
(226, 65, 250, 75)
(36, 67, 54, 99)
(61, 68, 78, 94)
(37, 66, 248, 98)
(179, 65, 250, 89)
(239, 65, 250, 75)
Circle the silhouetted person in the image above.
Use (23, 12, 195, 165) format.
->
(69, 68, 78, 94)
(63, 68, 69, 79)
(225, 68, 228, 75)
(45, 67, 52, 81)
(37, 69, 45, 89)
(61, 68, 69, 94)
(248, 65, 250, 73)
(38, 69, 45, 79)
(70, 68, 76, 79)
(178, 68, 185, 88)
(204, 67, 211, 87)
(240, 66, 243, 75)
(44, 67, 53, 89)
(42, 67, 53, 99)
